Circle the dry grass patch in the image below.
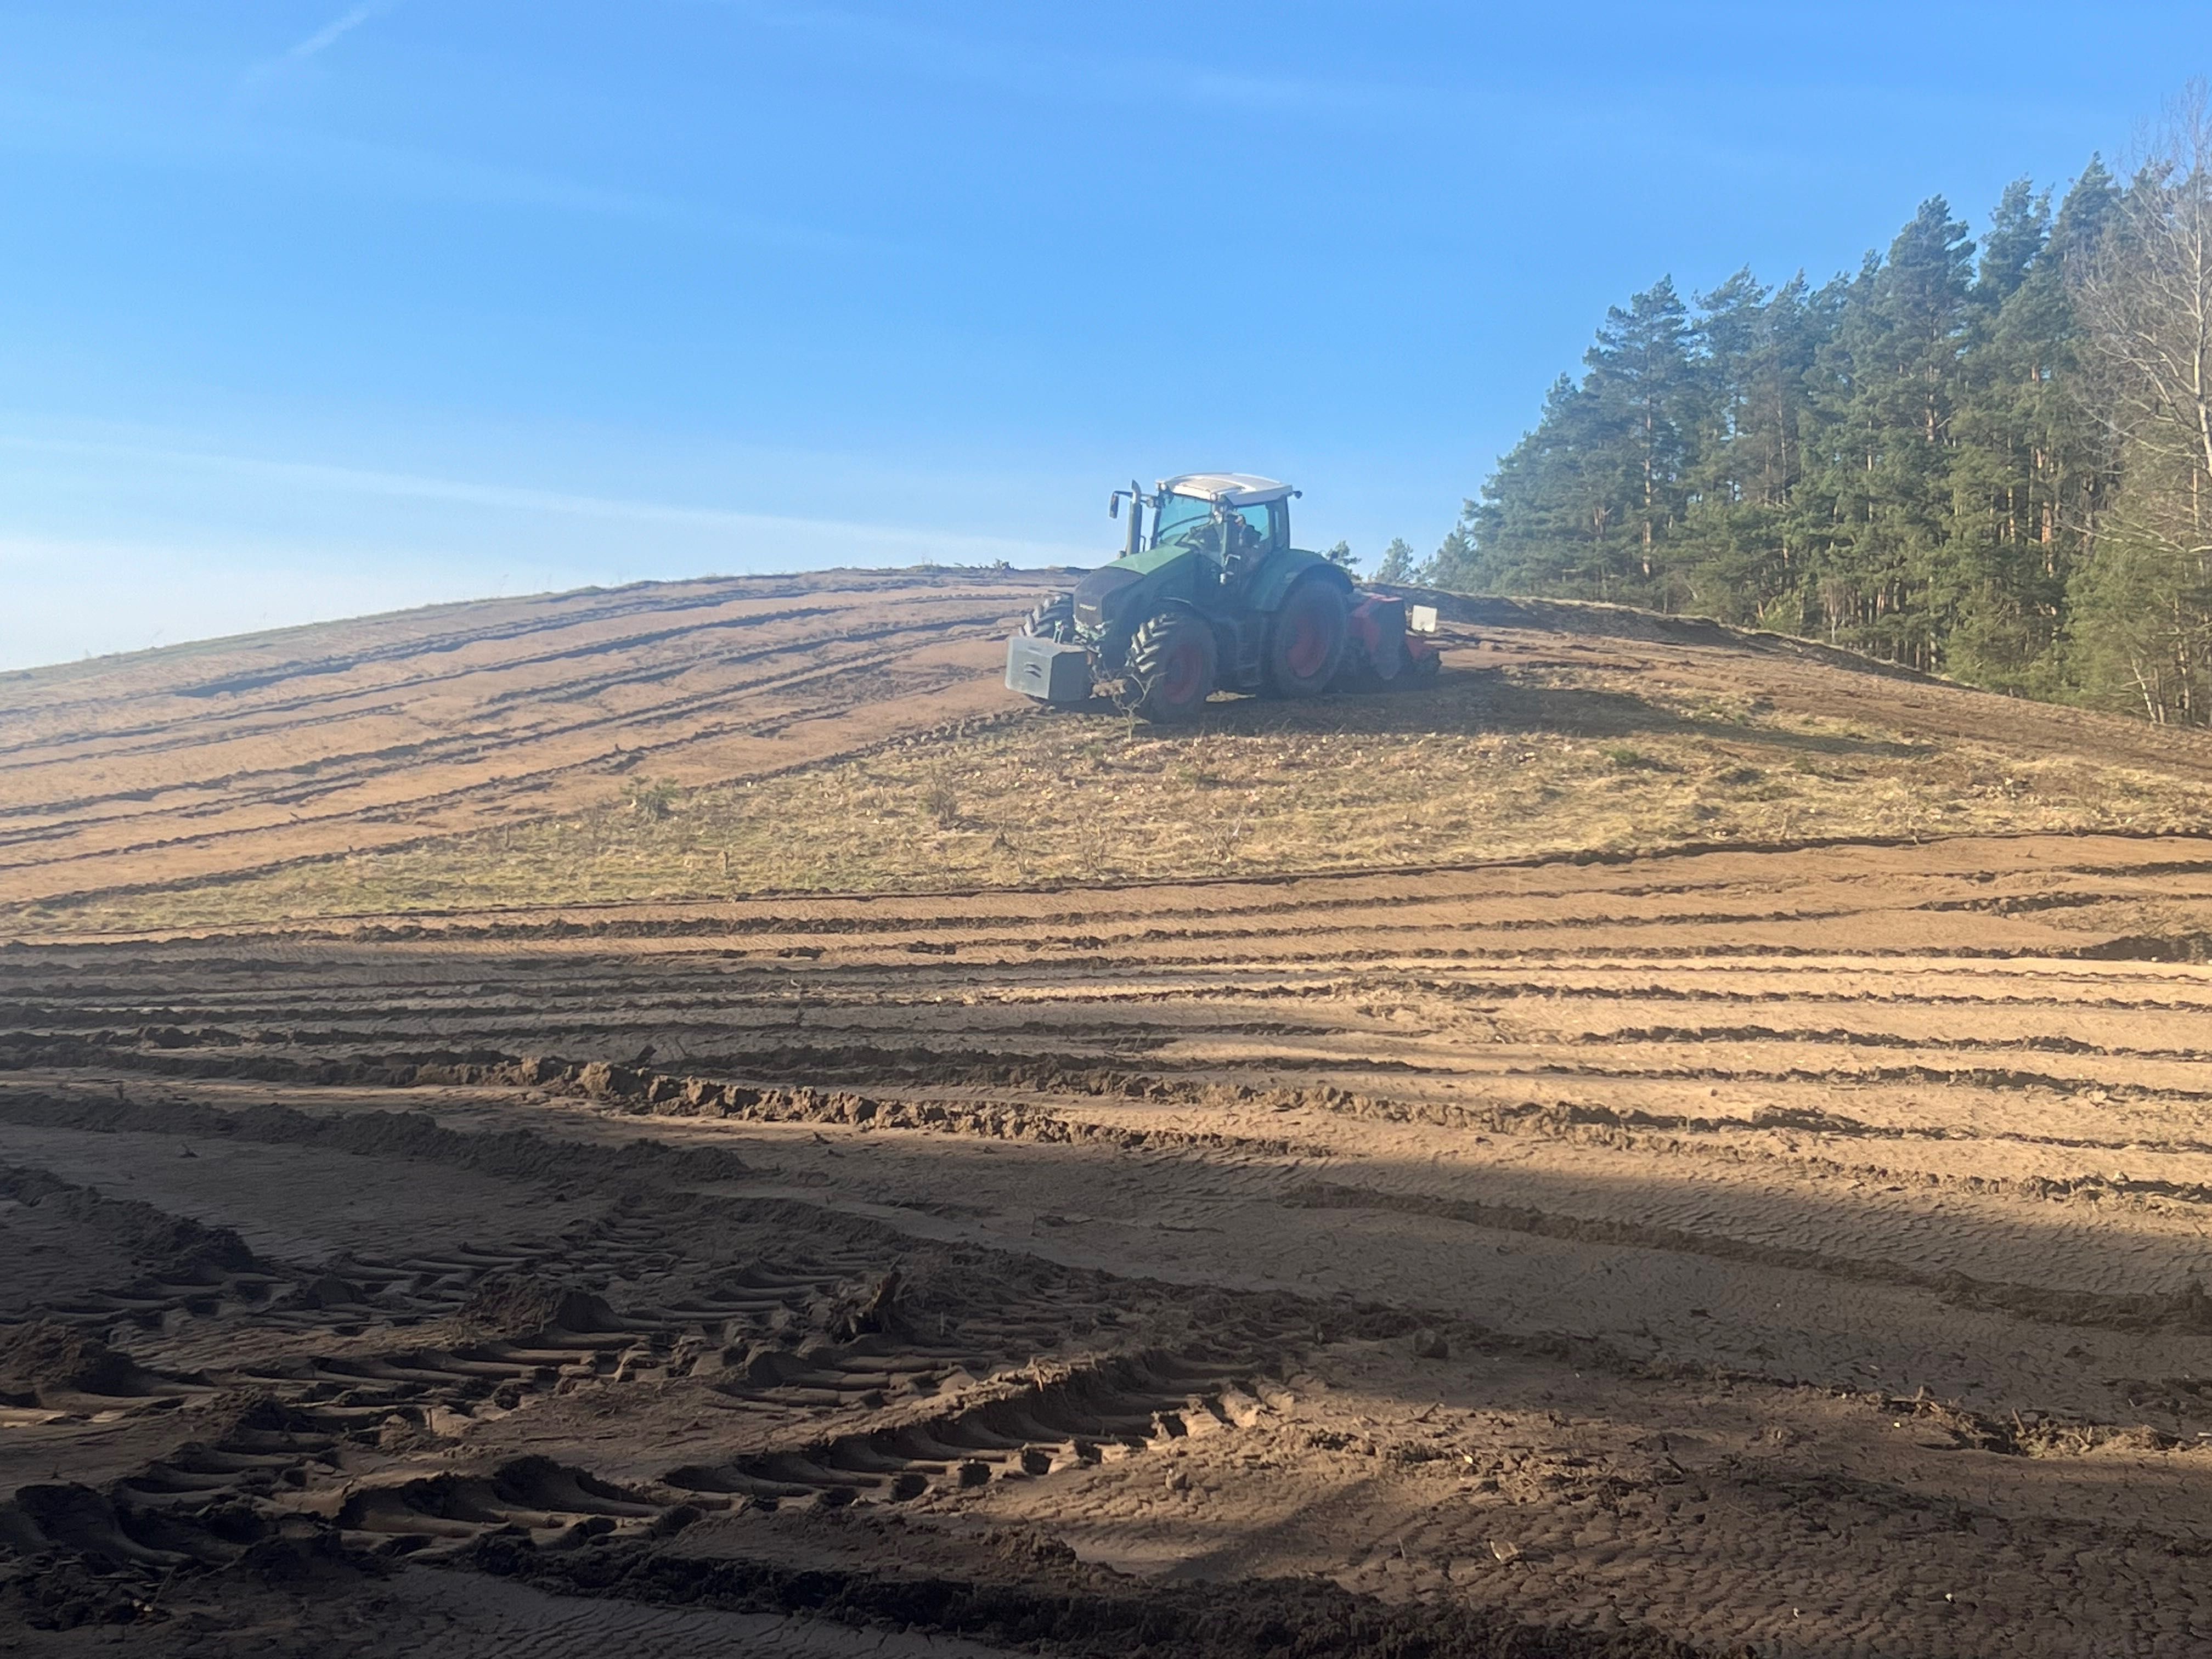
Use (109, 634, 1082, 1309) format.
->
(13, 661, 2210, 935)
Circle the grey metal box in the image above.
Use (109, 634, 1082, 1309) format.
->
(1005, 635, 1093, 703)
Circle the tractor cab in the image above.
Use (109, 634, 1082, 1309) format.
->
(1121, 474, 1294, 583)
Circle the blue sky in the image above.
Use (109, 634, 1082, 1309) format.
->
(2, 3, 2204, 668)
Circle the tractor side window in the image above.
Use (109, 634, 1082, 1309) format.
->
(1233, 503, 1276, 552)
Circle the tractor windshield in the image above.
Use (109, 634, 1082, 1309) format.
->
(1149, 493, 1220, 552)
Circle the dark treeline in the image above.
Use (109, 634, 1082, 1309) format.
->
(1381, 102, 2212, 724)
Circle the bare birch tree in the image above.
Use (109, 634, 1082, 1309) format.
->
(2070, 85, 2212, 722)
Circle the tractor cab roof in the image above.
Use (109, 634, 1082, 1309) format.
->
(1156, 473, 1294, 508)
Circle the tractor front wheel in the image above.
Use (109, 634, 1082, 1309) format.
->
(1265, 577, 1350, 697)
(1122, 611, 1217, 723)
(1020, 593, 1076, 644)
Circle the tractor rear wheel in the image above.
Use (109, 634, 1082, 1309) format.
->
(1020, 593, 1076, 644)
(1122, 611, 1216, 723)
(1265, 577, 1349, 697)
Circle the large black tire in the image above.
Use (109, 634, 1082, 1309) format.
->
(1020, 593, 1076, 644)
(1264, 576, 1350, 697)
(1122, 611, 1217, 723)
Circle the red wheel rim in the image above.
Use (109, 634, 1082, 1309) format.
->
(1283, 599, 1331, 678)
(1159, 641, 1204, 704)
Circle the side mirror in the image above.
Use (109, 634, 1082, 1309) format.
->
(1108, 494, 1121, 519)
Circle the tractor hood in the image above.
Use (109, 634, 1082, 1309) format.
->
(1071, 543, 1189, 628)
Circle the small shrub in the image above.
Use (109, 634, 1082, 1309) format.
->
(624, 776, 679, 821)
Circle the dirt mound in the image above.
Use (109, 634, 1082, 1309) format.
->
(488, 1456, 661, 1518)
(0, 1546, 165, 1632)
(115, 1206, 260, 1282)
(452, 1275, 624, 1339)
(0, 1321, 164, 1403)
(1, 1160, 259, 1282)
(2074, 930, 2212, 963)
(0, 1482, 184, 1571)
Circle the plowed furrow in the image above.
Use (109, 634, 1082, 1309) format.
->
(0, 619, 1013, 875)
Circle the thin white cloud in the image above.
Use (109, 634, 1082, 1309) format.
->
(245, 2, 390, 86)
(710, 2, 1420, 124)
(0, 432, 1091, 562)
(0, 30, 874, 255)
(0, 428, 1098, 668)
(286, 4, 379, 64)
(0, 93, 873, 255)
(279, 131, 878, 251)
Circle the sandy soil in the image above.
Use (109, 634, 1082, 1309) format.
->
(9, 572, 2212, 920)
(0, 569, 1057, 909)
(7, 579, 2212, 1656)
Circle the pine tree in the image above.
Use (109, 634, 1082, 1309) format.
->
(1678, 270, 1829, 630)
(1372, 538, 1418, 583)
(1453, 280, 1703, 605)
(1426, 526, 1477, 588)
(1797, 198, 1976, 668)
(1977, 178, 2047, 303)
(1943, 173, 2114, 692)
(1581, 278, 1702, 597)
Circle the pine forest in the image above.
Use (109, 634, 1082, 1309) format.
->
(1392, 101, 2212, 725)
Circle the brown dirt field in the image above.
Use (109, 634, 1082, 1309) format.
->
(7, 577, 2212, 1656)
(0, 568, 1059, 911)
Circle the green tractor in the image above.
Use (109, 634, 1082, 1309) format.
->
(1004, 473, 1441, 722)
